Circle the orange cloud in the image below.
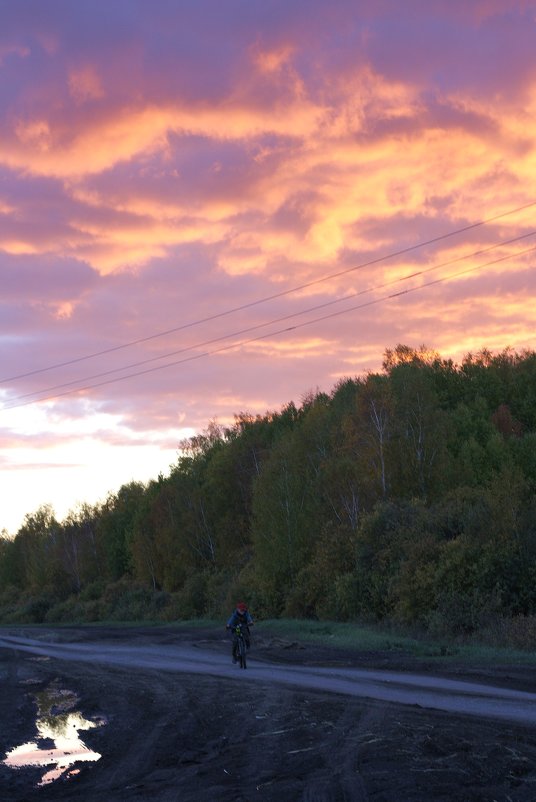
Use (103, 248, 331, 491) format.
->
(3, 95, 325, 179)
(2, 42, 535, 296)
(1, 240, 40, 255)
(53, 300, 76, 319)
(253, 44, 295, 74)
(15, 118, 52, 151)
(69, 213, 227, 273)
(0, 198, 15, 213)
(68, 65, 104, 104)
(245, 336, 336, 359)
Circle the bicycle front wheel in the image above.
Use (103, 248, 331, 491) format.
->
(239, 638, 247, 669)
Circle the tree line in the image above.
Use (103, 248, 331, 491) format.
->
(2, 345, 536, 642)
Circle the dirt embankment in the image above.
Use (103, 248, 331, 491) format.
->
(2, 625, 536, 801)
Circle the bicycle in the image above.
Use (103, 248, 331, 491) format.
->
(233, 624, 247, 669)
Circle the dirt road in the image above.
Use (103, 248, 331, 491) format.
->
(2, 625, 536, 801)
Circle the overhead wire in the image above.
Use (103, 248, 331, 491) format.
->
(4, 229, 536, 407)
(1, 197, 536, 385)
(4, 238, 536, 410)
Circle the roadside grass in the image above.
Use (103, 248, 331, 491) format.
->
(0, 617, 220, 631)
(4, 614, 536, 667)
(255, 618, 536, 666)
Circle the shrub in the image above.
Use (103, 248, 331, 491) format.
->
(166, 573, 208, 620)
(79, 580, 107, 603)
(425, 586, 503, 637)
(204, 569, 234, 618)
(225, 560, 283, 620)
(478, 614, 536, 651)
(45, 597, 84, 623)
(8, 592, 56, 624)
(108, 585, 154, 621)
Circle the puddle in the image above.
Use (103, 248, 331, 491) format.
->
(2, 681, 106, 787)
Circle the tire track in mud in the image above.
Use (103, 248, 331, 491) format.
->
(2, 633, 536, 727)
(299, 701, 376, 801)
(3, 629, 536, 801)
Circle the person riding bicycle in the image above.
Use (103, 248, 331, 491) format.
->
(226, 602, 254, 663)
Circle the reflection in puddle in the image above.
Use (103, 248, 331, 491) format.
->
(3, 681, 106, 786)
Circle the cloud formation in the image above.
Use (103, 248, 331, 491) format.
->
(1, 0, 535, 532)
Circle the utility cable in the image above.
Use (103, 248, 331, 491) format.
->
(5, 230, 536, 406)
(4, 241, 535, 410)
(1, 198, 535, 385)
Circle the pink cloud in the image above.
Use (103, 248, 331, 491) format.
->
(1, 0, 536, 530)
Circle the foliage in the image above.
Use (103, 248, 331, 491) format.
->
(2, 345, 536, 640)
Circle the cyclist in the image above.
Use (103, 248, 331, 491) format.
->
(226, 602, 254, 663)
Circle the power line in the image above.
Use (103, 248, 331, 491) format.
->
(4, 241, 535, 410)
(6, 229, 536, 406)
(1, 198, 535, 385)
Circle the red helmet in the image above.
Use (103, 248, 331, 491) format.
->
(236, 602, 247, 613)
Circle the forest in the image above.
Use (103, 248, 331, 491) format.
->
(1, 345, 536, 646)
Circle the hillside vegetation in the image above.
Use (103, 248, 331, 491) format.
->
(2, 345, 536, 648)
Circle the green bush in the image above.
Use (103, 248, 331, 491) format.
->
(224, 559, 284, 620)
(330, 573, 360, 620)
(0, 588, 23, 623)
(7, 592, 56, 624)
(478, 614, 536, 651)
(204, 568, 235, 618)
(79, 580, 107, 603)
(179, 573, 208, 617)
(108, 585, 155, 621)
(425, 586, 503, 637)
(45, 597, 84, 623)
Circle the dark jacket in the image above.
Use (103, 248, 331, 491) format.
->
(227, 609, 253, 629)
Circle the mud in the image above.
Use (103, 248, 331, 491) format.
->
(2, 624, 536, 801)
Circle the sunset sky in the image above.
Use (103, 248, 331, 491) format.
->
(1, 0, 536, 534)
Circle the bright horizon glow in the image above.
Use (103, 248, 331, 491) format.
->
(1, 0, 535, 535)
